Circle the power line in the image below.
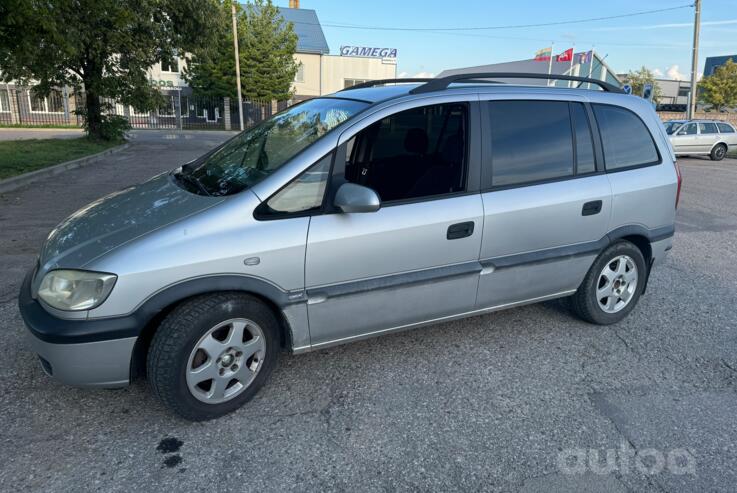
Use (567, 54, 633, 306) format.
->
(288, 4, 694, 33)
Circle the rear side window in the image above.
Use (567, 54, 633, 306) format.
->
(571, 103, 596, 174)
(699, 122, 718, 134)
(592, 104, 659, 170)
(717, 123, 735, 133)
(489, 100, 573, 187)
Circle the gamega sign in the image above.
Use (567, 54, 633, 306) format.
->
(340, 46, 398, 59)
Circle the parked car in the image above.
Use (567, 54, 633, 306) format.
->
(19, 74, 681, 420)
(665, 119, 737, 160)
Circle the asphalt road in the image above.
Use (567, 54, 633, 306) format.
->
(1, 133, 736, 492)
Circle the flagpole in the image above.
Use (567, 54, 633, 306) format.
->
(547, 42, 554, 86)
(587, 47, 595, 89)
(569, 44, 575, 87)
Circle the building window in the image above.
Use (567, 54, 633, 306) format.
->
(294, 65, 305, 83)
(161, 57, 179, 73)
(0, 89, 10, 112)
(677, 87, 690, 97)
(344, 79, 371, 88)
(28, 89, 65, 113)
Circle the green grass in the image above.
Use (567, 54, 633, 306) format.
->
(0, 123, 80, 129)
(0, 138, 122, 180)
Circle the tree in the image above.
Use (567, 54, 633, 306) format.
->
(0, 0, 218, 140)
(622, 67, 663, 103)
(699, 58, 737, 111)
(185, 0, 299, 101)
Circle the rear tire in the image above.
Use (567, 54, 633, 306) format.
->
(710, 143, 727, 161)
(571, 241, 647, 325)
(147, 293, 280, 421)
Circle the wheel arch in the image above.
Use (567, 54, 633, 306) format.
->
(129, 275, 300, 381)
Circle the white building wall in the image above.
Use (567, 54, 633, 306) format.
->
(320, 55, 396, 94)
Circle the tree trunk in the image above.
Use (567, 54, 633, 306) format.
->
(84, 86, 103, 140)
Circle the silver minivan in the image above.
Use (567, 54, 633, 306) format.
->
(20, 74, 681, 420)
(665, 119, 737, 160)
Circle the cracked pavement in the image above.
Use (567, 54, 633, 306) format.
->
(1, 132, 736, 492)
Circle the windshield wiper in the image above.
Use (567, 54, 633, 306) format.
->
(174, 171, 211, 196)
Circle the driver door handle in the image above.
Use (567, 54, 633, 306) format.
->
(447, 221, 475, 240)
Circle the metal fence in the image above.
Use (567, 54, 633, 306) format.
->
(0, 86, 294, 131)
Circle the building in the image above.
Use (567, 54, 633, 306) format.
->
(437, 51, 621, 89)
(704, 54, 736, 77)
(615, 77, 691, 112)
(0, 0, 397, 127)
(281, 1, 396, 99)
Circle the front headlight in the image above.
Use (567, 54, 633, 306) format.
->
(37, 270, 117, 311)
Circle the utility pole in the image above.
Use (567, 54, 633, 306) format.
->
(232, 2, 244, 131)
(688, 0, 701, 120)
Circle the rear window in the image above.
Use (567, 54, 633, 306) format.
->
(717, 123, 735, 133)
(489, 100, 573, 187)
(699, 122, 718, 134)
(592, 104, 659, 170)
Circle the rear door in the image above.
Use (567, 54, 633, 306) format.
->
(671, 122, 698, 153)
(305, 99, 484, 347)
(698, 122, 720, 152)
(476, 97, 612, 308)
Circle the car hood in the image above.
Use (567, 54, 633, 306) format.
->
(35, 173, 223, 284)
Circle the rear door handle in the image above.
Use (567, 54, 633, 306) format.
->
(447, 221, 475, 240)
(582, 200, 603, 216)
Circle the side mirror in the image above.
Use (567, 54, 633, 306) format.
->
(334, 183, 381, 213)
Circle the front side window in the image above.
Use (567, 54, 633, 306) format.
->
(717, 122, 735, 133)
(680, 123, 697, 135)
(177, 97, 367, 196)
(261, 153, 332, 215)
(489, 100, 573, 187)
(343, 103, 467, 202)
(699, 122, 718, 134)
(664, 121, 684, 135)
(592, 104, 659, 170)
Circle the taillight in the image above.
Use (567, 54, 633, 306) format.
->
(674, 160, 683, 209)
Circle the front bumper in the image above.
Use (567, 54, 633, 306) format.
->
(26, 330, 136, 388)
(19, 268, 137, 388)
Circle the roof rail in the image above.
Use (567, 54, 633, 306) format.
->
(409, 73, 624, 94)
(340, 78, 435, 91)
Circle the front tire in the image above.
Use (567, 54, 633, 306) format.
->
(710, 143, 727, 161)
(571, 241, 647, 325)
(147, 293, 280, 421)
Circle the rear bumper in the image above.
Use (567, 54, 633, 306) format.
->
(650, 237, 673, 266)
(18, 268, 137, 388)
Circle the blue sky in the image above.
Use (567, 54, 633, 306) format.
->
(275, 0, 737, 79)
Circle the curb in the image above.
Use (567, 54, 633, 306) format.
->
(0, 142, 131, 194)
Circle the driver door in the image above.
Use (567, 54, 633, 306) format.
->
(304, 100, 483, 347)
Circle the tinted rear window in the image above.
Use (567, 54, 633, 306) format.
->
(699, 122, 718, 134)
(489, 100, 573, 186)
(592, 104, 659, 170)
(571, 103, 596, 174)
(717, 123, 735, 133)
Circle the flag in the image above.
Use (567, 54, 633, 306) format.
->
(556, 48, 573, 62)
(578, 51, 593, 64)
(534, 47, 552, 61)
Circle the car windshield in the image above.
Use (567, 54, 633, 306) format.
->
(664, 121, 684, 135)
(175, 97, 368, 196)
